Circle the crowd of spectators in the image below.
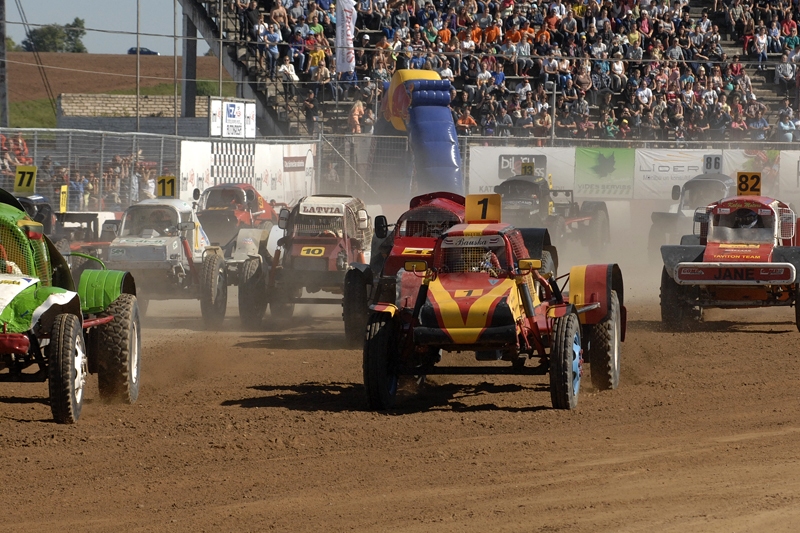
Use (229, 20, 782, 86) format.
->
(0, 136, 160, 212)
(224, 0, 800, 141)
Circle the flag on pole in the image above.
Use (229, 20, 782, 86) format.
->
(335, 0, 357, 73)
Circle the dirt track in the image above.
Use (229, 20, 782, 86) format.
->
(2, 256, 800, 532)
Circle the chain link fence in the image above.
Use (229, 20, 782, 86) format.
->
(0, 129, 182, 212)
(3, 128, 797, 215)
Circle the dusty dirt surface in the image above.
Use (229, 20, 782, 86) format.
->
(6, 52, 230, 103)
(2, 256, 800, 532)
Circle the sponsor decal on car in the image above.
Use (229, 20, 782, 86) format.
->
(300, 205, 344, 215)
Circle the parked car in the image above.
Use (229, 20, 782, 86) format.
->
(127, 47, 159, 55)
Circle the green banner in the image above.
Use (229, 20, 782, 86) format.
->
(575, 148, 635, 199)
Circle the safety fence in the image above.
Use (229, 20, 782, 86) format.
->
(4, 128, 800, 215)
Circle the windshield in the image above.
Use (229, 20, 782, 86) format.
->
(121, 206, 179, 237)
(292, 214, 344, 238)
(440, 236, 509, 276)
(709, 209, 775, 244)
(681, 181, 727, 211)
(396, 207, 461, 238)
(202, 188, 245, 209)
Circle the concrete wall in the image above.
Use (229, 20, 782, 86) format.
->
(56, 116, 208, 137)
(58, 94, 210, 118)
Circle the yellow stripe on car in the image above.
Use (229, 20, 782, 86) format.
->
(462, 224, 490, 236)
(428, 277, 516, 344)
(568, 265, 587, 323)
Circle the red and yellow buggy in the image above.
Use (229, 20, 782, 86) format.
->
(660, 194, 800, 329)
(362, 194, 626, 410)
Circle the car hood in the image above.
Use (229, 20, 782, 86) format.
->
(419, 274, 519, 344)
(0, 274, 79, 333)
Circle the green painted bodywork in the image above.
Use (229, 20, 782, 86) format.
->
(0, 282, 75, 333)
(78, 269, 136, 314)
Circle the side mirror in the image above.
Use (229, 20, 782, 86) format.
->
(518, 258, 542, 271)
(375, 215, 388, 239)
(693, 209, 710, 236)
(245, 189, 255, 204)
(356, 209, 370, 230)
(177, 221, 195, 232)
(672, 185, 681, 201)
(278, 208, 290, 230)
(779, 209, 797, 239)
(193, 188, 201, 201)
(404, 260, 427, 272)
(101, 222, 119, 236)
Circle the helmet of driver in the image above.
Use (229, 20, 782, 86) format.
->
(733, 208, 759, 229)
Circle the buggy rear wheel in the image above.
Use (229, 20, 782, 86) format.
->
(97, 293, 141, 403)
(660, 267, 692, 330)
(239, 258, 267, 329)
(588, 209, 610, 257)
(549, 312, 582, 410)
(200, 253, 228, 326)
(48, 313, 87, 424)
(589, 290, 621, 391)
(343, 269, 370, 348)
(363, 313, 399, 410)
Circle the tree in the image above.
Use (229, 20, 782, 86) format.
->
(64, 18, 87, 53)
(5, 37, 22, 52)
(21, 18, 87, 53)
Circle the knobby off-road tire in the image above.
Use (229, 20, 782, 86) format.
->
(589, 290, 621, 391)
(97, 293, 141, 403)
(660, 266, 691, 330)
(343, 269, 370, 348)
(239, 258, 267, 329)
(588, 209, 610, 257)
(363, 313, 399, 410)
(48, 313, 87, 424)
(200, 253, 227, 326)
(647, 224, 666, 265)
(795, 286, 800, 333)
(269, 286, 296, 318)
(549, 312, 582, 410)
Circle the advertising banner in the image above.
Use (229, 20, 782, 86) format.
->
(467, 146, 575, 194)
(244, 102, 257, 139)
(634, 149, 719, 200)
(335, 0, 357, 73)
(722, 149, 782, 197)
(253, 143, 317, 206)
(179, 140, 212, 201)
(209, 99, 222, 137)
(222, 101, 245, 138)
(778, 150, 800, 201)
(575, 148, 635, 199)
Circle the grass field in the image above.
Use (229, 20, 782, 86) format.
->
(7, 53, 233, 128)
(11, 79, 238, 129)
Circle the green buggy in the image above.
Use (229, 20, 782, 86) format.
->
(0, 189, 141, 423)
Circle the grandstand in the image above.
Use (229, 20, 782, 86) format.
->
(180, 0, 800, 142)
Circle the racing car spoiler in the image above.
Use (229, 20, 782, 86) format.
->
(673, 262, 797, 285)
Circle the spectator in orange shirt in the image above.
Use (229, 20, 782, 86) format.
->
(535, 25, 551, 44)
(544, 8, 560, 31)
(10, 132, 32, 165)
(438, 26, 452, 45)
(483, 19, 502, 44)
(519, 20, 535, 40)
(470, 20, 483, 46)
(456, 108, 478, 135)
(504, 24, 522, 49)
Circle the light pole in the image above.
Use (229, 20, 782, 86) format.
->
(136, 0, 141, 132)
(546, 81, 556, 145)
